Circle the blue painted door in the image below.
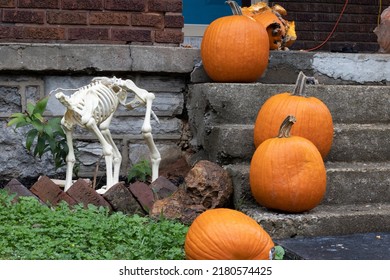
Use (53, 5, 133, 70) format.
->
(183, 0, 243, 25)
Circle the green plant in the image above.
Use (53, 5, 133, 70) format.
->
(272, 245, 285, 260)
(127, 159, 152, 183)
(7, 97, 69, 169)
(0, 189, 188, 260)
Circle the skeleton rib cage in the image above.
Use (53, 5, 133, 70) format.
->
(55, 77, 161, 194)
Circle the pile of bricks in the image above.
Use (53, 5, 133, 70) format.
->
(4, 175, 179, 215)
(0, 0, 184, 45)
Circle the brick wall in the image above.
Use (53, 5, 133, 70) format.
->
(268, 0, 390, 52)
(0, 0, 184, 45)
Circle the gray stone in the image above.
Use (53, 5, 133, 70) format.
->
(0, 86, 21, 114)
(130, 45, 200, 73)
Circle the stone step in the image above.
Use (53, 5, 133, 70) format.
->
(188, 83, 390, 126)
(203, 123, 390, 164)
(225, 162, 390, 207)
(192, 51, 390, 85)
(239, 201, 390, 240)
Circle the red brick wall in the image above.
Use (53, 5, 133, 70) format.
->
(0, 0, 184, 45)
(268, 0, 390, 52)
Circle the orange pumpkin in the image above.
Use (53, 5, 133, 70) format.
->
(253, 71, 334, 159)
(184, 208, 274, 260)
(201, 1, 269, 82)
(250, 116, 327, 213)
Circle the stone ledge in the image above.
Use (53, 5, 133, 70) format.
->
(0, 43, 200, 74)
(191, 50, 390, 84)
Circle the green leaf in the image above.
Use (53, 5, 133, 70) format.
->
(7, 117, 26, 128)
(44, 124, 54, 138)
(34, 136, 47, 157)
(31, 119, 44, 133)
(26, 129, 38, 151)
(273, 245, 285, 260)
(33, 97, 49, 115)
(33, 113, 45, 123)
(26, 103, 35, 116)
(10, 112, 25, 119)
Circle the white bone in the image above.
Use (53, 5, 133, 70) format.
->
(55, 77, 161, 194)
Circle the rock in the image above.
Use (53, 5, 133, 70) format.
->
(4, 178, 45, 205)
(150, 176, 178, 200)
(150, 160, 234, 224)
(150, 187, 205, 224)
(128, 181, 155, 212)
(102, 182, 144, 215)
(66, 179, 112, 210)
(185, 160, 233, 208)
(159, 156, 191, 186)
(30, 176, 77, 206)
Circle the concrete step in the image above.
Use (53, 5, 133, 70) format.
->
(191, 51, 390, 85)
(203, 123, 390, 164)
(188, 83, 390, 125)
(225, 162, 390, 207)
(239, 201, 390, 240)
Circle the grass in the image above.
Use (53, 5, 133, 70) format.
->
(0, 190, 188, 260)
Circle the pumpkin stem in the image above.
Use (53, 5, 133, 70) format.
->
(226, 1, 243, 16)
(278, 115, 296, 138)
(292, 71, 318, 97)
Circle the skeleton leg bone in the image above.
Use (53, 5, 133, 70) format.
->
(141, 92, 161, 182)
(62, 121, 76, 192)
(99, 115, 122, 187)
(84, 118, 115, 194)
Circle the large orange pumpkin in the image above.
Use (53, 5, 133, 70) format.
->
(201, 1, 269, 82)
(253, 71, 334, 159)
(250, 116, 327, 213)
(184, 208, 274, 260)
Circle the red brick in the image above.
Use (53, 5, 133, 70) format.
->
(18, 0, 59, 9)
(30, 176, 77, 206)
(111, 28, 151, 42)
(14, 26, 65, 40)
(66, 179, 112, 210)
(154, 29, 183, 44)
(164, 14, 184, 28)
(0, 0, 15, 8)
(102, 182, 144, 214)
(3, 9, 45, 24)
(47, 11, 87, 25)
(129, 181, 155, 211)
(89, 12, 130, 25)
(0, 26, 14, 38)
(68, 27, 109, 40)
(131, 13, 164, 28)
(4, 178, 45, 205)
(149, 0, 182, 13)
(62, 0, 103, 10)
(105, 0, 146, 12)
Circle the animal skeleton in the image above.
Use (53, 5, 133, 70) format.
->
(55, 77, 161, 194)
